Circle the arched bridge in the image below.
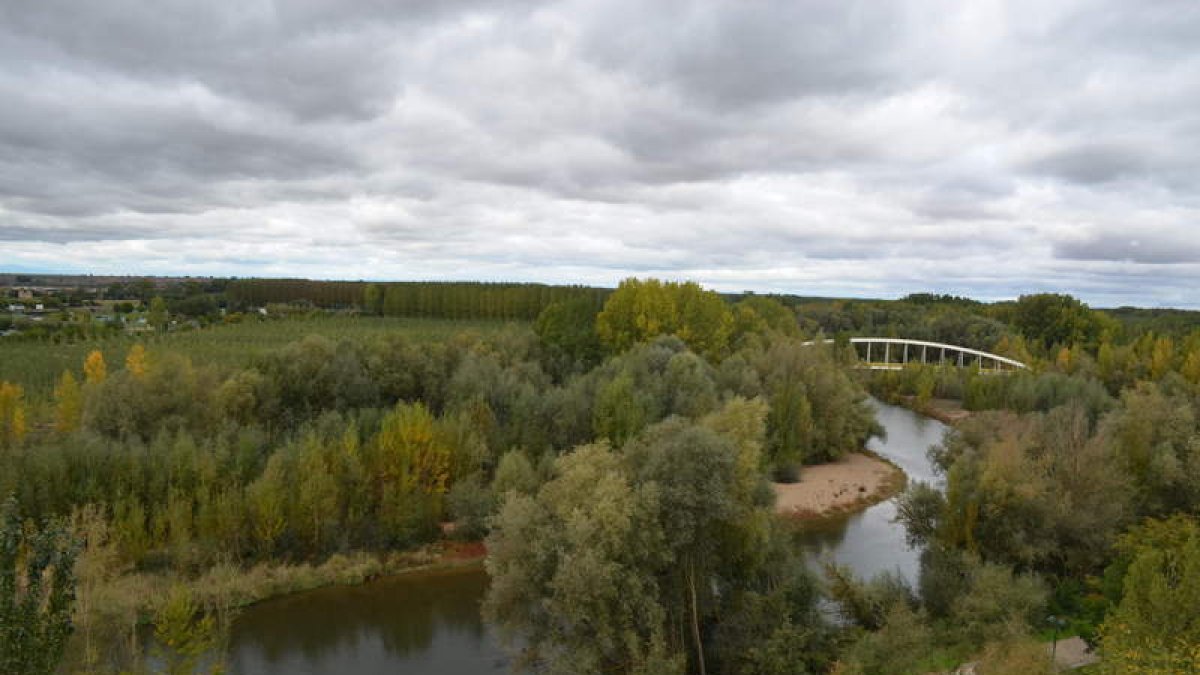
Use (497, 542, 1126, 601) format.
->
(803, 338, 1028, 373)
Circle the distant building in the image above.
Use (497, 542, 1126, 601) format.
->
(15, 288, 33, 300)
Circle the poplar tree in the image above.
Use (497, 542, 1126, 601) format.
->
(0, 383, 25, 450)
(53, 371, 82, 435)
(83, 350, 106, 385)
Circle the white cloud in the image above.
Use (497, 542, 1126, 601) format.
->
(2, 0, 1199, 307)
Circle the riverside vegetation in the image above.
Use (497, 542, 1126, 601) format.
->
(1, 280, 1199, 673)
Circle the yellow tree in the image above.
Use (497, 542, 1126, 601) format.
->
(1149, 336, 1175, 380)
(1183, 348, 1200, 387)
(375, 402, 452, 496)
(0, 382, 26, 449)
(1055, 346, 1073, 373)
(53, 370, 82, 435)
(125, 344, 148, 379)
(83, 350, 107, 384)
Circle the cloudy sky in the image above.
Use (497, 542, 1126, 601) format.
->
(2, 1, 1198, 306)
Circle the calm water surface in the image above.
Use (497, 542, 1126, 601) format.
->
(226, 565, 508, 675)
(227, 398, 943, 674)
(793, 397, 947, 582)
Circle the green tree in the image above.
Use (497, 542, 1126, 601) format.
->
(535, 296, 604, 374)
(362, 283, 384, 315)
(492, 449, 539, 498)
(1099, 525, 1200, 673)
(593, 371, 649, 446)
(294, 436, 340, 553)
(1010, 293, 1107, 351)
(487, 415, 780, 674)
(246, 456, 287, 557)
(153, 585, 222, 675)
(1, 497, 78, 675)
(52, 371, 82, 435)
(485, 443, 679, 674)
(148, 296, 169, 331)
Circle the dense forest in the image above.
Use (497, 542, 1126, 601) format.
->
(2, 277, 1199, 673)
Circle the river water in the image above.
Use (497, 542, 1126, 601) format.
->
(224, 398, 945, 674)
(792, 397, 946, 583)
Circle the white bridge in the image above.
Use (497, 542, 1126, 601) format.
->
(804, 338, 1027, 372)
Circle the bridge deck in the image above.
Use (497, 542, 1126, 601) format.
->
(803, 337, 1028, 371)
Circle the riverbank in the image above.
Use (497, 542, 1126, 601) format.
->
(773, 451, 907, 521)
(895, 395, 971, 425)
(65, 540, 488, 670)
(177, 540, 486, 617)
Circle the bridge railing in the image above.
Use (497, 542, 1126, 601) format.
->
(802, 337, 1027, 372)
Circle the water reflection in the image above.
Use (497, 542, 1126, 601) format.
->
(227, 565, 507, 675)
(793, 398, 947, 583)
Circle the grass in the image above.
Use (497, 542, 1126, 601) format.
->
(0, 315, 523, 398)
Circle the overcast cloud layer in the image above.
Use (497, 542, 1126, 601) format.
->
(2, 0, 1199, 306)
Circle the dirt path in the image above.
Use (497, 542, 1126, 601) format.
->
(773, 452, 906, 519)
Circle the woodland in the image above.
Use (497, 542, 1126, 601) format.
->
(2, 278, 1199, 674)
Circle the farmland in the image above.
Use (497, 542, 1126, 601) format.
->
(0, 315, 522, 398)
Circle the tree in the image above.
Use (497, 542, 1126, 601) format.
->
(1, 497, 78, 675)
(53, 371, 82, 435)
(1103, 382, 1198, 516)
(153, 585, 222, 675)
(125, 344, 148, 379)
(362, 283, 384, 315)
(1010, 293, 1107, 351)
(293, 436, 340, 553)
(148, 296, 169, 331)
(487, 415, 780, 674)
(485, 443, 679, 674)
(492, 449, 539, 498)
(595, 278, 733, 360)
(83, 350, 107, 385)
(1099, 523, 1200, 673)
(369, 402, 455, 543)
(593, 371, 649, 446)
(374, 402, 453, 497)
(760, 340, 878, 472)
(535, 296, 604, 374)
(246, 456, 286, 557)
(906, 406, 1132, 577)
(0, 383, 26, 450)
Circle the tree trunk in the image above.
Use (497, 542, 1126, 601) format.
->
(688, 560, 706, 675)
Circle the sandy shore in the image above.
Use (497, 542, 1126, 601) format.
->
(773, 452, 906, 519)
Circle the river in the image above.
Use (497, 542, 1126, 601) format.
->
(792, 397, 946, 582)
(224, 398, 946, 674)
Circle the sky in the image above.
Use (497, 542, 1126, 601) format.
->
(2, 1, 1199, 307)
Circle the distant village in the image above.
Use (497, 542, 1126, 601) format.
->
(0, 273, 233, 339)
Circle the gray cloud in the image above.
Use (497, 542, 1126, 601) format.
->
(1054, 231, 1200, 265)
(2, 0, 1200, 307)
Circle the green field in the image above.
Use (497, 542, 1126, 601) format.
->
(0, 316, 523, 398)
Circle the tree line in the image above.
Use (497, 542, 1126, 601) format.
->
(226, 279, 610, 321)
(1, 280, 878, 672)
(4, 278, 1200, 673)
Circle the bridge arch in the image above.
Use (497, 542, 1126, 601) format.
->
(803, 337, 1027, 372)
